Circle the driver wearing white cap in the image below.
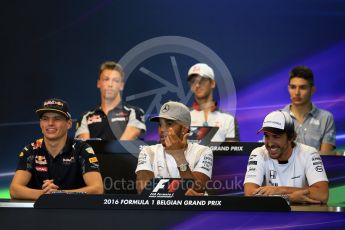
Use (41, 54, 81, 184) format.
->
(243, 110, 329, 204)
(187, 63, 239, 142)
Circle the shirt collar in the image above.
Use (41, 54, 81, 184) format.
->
(97, 101, 123, 113)
(41, 137, 72, 156)
(285, 103, 317, 118)
(192, 100, 218, 112)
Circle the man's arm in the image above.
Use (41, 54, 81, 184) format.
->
(10, 170, 44, 200)
(121, 106, 146, 140)
(76, 133, 91, 140)
(75, 115, 90, 140)
(319, 113, 336, 154)
(247, 181, 328, 203)
(307, 181, 329, 203)
(225, 137, 239, 142)
(225, 116, 240, 142)
(136, 170, 154, 194)
(181, 170, 210, 193)
(120, 126, 141, 140)
(319, 143, 335, 155)
(244, 182, 260, 196)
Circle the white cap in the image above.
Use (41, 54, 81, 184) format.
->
(188, 63, 215, 80)
(257, 111, 287, 134)
(150, 101, 191, 127)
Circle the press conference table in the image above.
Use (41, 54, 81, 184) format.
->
(2, 140, 345, 229)
(1, 195, 345, 230)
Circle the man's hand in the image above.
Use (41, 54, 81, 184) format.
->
(164, 128, 189, 163)
(185, 188, 204, 196)
(289, 189, 321, 204)
(253, 186, 285, 196)
(42, 179, 59, 194)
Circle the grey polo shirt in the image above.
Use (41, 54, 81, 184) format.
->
(282, 104, 336, 150)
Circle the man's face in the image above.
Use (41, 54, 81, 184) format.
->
(188, 75, 215, 100)
(288, 77, 315, 106)
(158, 118, 185, 147)
(264, 132, 292, 161)
(40, 112, 71, 141)
(97, 69, 124, 101)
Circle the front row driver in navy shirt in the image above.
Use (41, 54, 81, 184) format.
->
(10, 98, 103, 200)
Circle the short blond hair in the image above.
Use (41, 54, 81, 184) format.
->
(99, 61, 124, 80)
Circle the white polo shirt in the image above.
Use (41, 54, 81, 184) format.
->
(244, 142, 328, 187)
(135, 142, 213, 179)
(190, 109, 239, 142)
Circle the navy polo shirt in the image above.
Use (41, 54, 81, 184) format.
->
(16, 137, 100, 190)
(75, 102, 146, 141)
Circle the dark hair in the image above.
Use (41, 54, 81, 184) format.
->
(289, 66, 314, 86)
(99, 61, 124, 80)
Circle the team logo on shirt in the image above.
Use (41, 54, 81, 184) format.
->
(35, 155, 47, 165)
(63, 156, 75, 165)
(32, 139, 43, 150)
(269, 170, 276, 179)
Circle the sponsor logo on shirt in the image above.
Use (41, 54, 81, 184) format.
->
(310, 118, 320, 126)
(111, 117, 126, 122)
(269, 170, 276, 179)
(248, 167, 256, 172)
(312, 156, 321, 161)
(35, 166, 48, 172)
(268, 180, 278, 186)
(85, 147, 95, 154)
(63, 156, 75, 165)
(315, 165, 324, 172)
(32, 139, 43, 150)
(35, 155, 47, 165)
(115, 112, 129, 117)
(248, 161, 257, 165)
(246, 175, 256, 178)
(87, 115, 102, 124)
(201, 155, 213, 171)
(89, 156, 98, 163)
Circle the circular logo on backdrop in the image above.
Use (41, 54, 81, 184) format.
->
(113, 36, 237, 156)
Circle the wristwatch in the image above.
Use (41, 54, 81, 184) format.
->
(177, 162, 189, 172)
